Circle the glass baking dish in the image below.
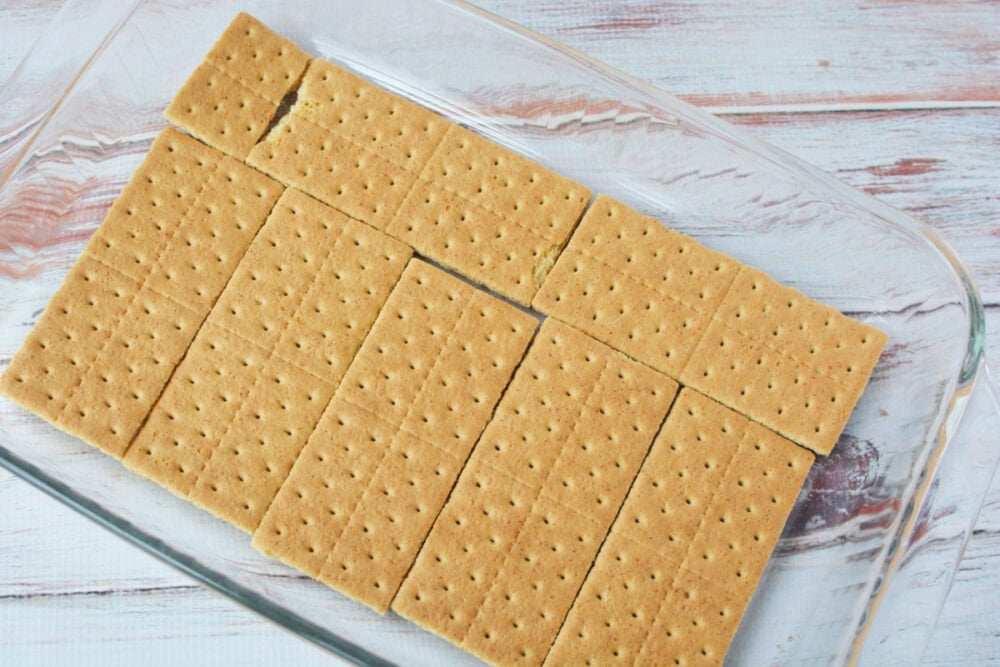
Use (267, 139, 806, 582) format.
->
(1, 1, 998, 664)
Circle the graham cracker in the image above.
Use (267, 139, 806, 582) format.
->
(166, 12, 311, 160)
(386, 123, 591, 306)
(123, 189, 412, 532)
(544, 389, 814, 666)
(393, 318, 678, 666)
(253, 259, 537, 611)
(0, 128, 282, 457)
(679, 267, 888, 455)
(246, 58, 591, 306)
(246, 58, 449, 231)
(532, 195, 741, 378)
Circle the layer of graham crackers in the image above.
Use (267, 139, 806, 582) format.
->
(545, 389, 814, 665)
(0, 128, 283, 457)
(393, 318, 678, 665)
(253, 259, 537, 611)
(166, 11, 885, 454)
(172, 39, 592, 306)
(123, 188, 412, 532)
(534, 194, 887, 455)
(0, 12, 892, 667)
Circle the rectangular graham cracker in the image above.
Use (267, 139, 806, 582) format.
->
(394, 318, 679, 666)
(532, 194, 741, 379)
(0, 128, 282, 457)
(245, 57, 592, 305)
(253, 259, 537, 611)
(166, 12, 311, 160)
(544, 389, 814, 666)
(122, 189, 412, 531)
(679, 267, 888, 455)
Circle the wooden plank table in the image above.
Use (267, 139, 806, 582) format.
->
(1, 1, 998, 664)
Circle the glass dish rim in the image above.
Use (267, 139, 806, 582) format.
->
(0, 0, 989, 664)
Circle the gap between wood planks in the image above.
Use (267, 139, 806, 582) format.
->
(0, 583, 200, 602)
(707, 100, 1000, 116)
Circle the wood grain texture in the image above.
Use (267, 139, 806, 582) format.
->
(725, 109, 1000, 305)
(0, 469, 338, 667)
(481, 0, 1000, 110)
(0, 0, 59, 82)
(0, 1, 998, 665)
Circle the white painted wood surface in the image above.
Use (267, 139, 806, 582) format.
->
(485, 0, 1000, 110)
(1, 1, 998, 665)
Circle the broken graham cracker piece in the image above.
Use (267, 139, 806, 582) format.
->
(166, 12, 311, 160)
(532, 194, 741, 378)
(545, 388, 814, 666)
(247, 58, 448, 229)
(679, 266, 888, 455)
(0, 128, 282, 457)
(393, 318, 679, 666)
(252, 259, 537, 612)
(123, 189, 412, 531)
(246, 57, 591, 306)
(385, 123, 590, 307)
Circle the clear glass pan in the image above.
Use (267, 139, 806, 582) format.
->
(1, 1, 998, 665)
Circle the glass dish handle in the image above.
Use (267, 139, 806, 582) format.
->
(855, 361, 1000, 665)
(0, 0, 138, 186)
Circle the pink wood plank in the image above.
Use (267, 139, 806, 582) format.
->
(476, 0, 1000, 109)
(5, 2, 998, 111)
(724, 108, 1000, 304)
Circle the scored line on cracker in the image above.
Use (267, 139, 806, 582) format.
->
(679, 267, 888, 454)
(165, 12, 311, 160)
(533, 194, 741, 379)
(261, 104, 565, 251)
(51, 143, 221, 433)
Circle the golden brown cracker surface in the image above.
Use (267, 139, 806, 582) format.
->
(123, 189, 411, 531)
(247, 58, 590, 305)
(680, 267, 888, 455)
(533, 194, 741, 379)
(394, 318, 678, 665)
(253, 260, 537, 611)
(166, 12, 310, 160)
(247, 58, 448, 230)
(0, 128, 282, 457)
(535, 195, 886, 454)
(544, 389, 813, 666)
